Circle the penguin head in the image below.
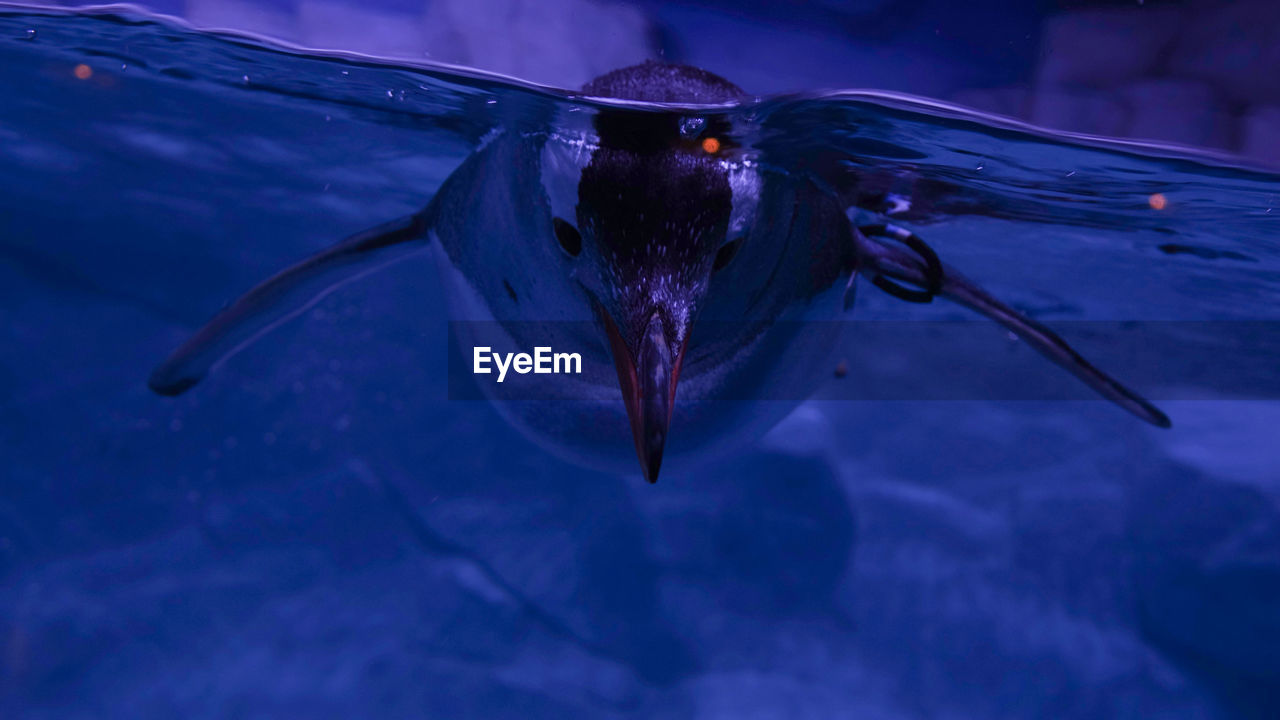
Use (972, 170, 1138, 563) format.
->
(542, 63, 757, 482)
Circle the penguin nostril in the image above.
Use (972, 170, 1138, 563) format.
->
(553, 217, 582, 257)
(712, 237, 742, 272)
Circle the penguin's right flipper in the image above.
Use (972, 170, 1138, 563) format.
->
(853, 223, 1172, 428)
(149, 211, 431, 396)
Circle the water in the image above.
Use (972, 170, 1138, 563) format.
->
(2, 4, 1279, 719)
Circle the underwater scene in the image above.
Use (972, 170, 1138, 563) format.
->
(1, 1, 1278, 718)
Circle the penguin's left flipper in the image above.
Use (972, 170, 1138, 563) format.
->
(148, 211, 431, 396)
(852, 224, 1172, 428)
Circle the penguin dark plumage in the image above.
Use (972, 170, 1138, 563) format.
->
(571, 64, 747, 480)
(582, 61, 745, 104)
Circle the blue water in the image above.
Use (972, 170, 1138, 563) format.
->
(2, 4, 1279, 719)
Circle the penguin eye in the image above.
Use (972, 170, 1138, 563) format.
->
(553, 217, 582, 257)
(712, 237, 742, 272)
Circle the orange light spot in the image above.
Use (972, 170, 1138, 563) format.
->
(73, 64, 92, 80)
(701, 137, 721, 154)
(1149, 193, 1168, 210)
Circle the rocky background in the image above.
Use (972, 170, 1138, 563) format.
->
(955, 0, 1280, 167)
(37, 0, 1280, 164)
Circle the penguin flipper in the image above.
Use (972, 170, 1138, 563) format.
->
(149, 211, 432, 396)
(852, 224, 1171, 428)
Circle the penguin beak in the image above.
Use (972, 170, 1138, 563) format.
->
(601, 309, 686, 483)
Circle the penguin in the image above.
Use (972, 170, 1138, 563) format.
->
(149, 61, 1169, 483)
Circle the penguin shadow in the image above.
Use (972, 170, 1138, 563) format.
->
(368, 413, 705, 690)
(1127, 461, 1280, 720)
(368, 423, 859, 693)
(636, 449, 858, 635)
